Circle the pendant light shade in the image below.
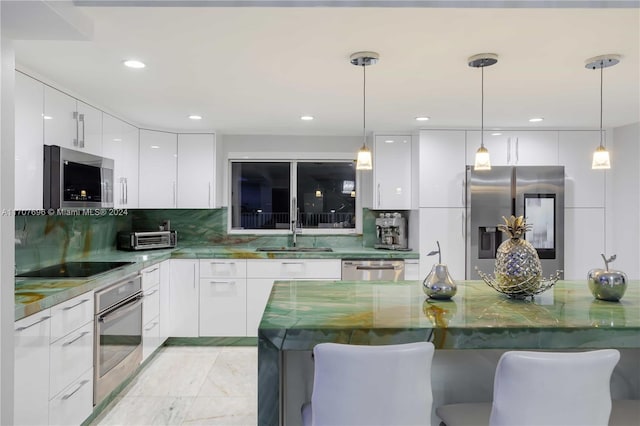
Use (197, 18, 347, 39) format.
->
(351, 51, 379, 171)
(585, 54, 620, 170)
(468, 53, 498, 171)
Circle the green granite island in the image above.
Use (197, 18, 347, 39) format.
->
(258, 280, 640, 426)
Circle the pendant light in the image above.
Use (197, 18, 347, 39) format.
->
(585, 54, 620, 170)
(468, 53, 498, 171)
(351, 51, 379, 171)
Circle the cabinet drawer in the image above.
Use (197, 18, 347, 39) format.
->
(141, 264, 161, 290)
(247, 259, 341, 279)
(199, 259, 247, 278)
(49, 321, 93, 398)
(49, 368, 93, 426)
(50, 292, 93, 343)
(143, 284, 160, 325)
(143, 315, 162, 361)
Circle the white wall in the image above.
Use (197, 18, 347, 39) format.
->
(217, 134, 361, 207)
(610, 122, 640, 279)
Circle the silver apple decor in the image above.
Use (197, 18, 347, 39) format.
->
(587, 253, 628, 302)
(423, 241, 457, 300)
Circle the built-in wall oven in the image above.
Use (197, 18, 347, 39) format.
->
(94, 274, 143, 406)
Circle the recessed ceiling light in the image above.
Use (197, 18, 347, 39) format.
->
(529, 117, 544, 122)
(384, 139, 395, 144)
(415, 116, 430, 121)
(189, 115, 202, 120)
(113, 138, 122, 142)
(491, 132, 502, 136)
(300, 115, 314, 121)
(123, 59, 146, 69)
(150, 145, 160, 149)
(42, 115, 52, 120)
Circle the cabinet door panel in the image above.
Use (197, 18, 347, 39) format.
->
(44, 85, 77, 150)
(159, 260, 171, 342)
(419, 208, 466, 280)
(169, 260, 199, 337)
(49, 321, 93, 398)
(374, 135, 412, 209)
(199, 278, 247, 336)
(419, 130, 466, 207)
(15, 72, 44, 210)
(467, 131, 558, 166)
(48, 368, 93, 426)
(102, 114, 139, 208)
(139, 129, 177, 208)
(246, 278, 275, 337)
(559, 131, 605, 208)
(77, 100, 102, 156)
(177, 133, 215, 208)
(142, 316, 161, 362)
(466, 131, 508, 166)
(564, 208, 604, 280)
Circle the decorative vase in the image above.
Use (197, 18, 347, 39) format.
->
(422, 241, 456, 300)
(587, 254, 628, 302)
(477, 215, 560, 299)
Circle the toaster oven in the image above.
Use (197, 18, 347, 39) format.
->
(117, 230, 177, 251)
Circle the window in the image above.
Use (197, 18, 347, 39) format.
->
(230, 160, 357, 233)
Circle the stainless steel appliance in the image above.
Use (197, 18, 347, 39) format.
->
(44, 145, 114, 210)
(342, 259, 405, 281)
(466, 165, 564, 279)
(15, 261, 133, 278)
(374, 212, 409, 250)
(94, 274, 143, 406)
(117, 230, 177, 251)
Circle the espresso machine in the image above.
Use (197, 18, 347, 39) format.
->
(374, 212, 408, 250)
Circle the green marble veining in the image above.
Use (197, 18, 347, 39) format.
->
(259, 280, 640, 350)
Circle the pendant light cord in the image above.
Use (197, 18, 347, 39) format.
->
(363, 63, 367, 146)
(480, 63, 485, 148)
(599, 61, 604, 148)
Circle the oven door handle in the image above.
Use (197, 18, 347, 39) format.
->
(98, 295, 143, 324)
(355, 265, 398, 271)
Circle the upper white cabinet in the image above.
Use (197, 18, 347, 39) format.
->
(139, 129, 178, 208)
(15, 72, 44, 210)
(419, 130, 466, 208)
(177, 133, 215, 208)
(466, 131, 559, 166)
(43, 85, 102, 156)
(102, 114, 139, 208)
(419, 207, 466, 280)
(372, 135, 413, 210)
(558, 131, 605, 208)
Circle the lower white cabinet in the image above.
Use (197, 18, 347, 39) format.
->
(159, 260, 171, 342)
(404, 259, 420, 281)
(419, 208, 466, 280)
(246, 259, 341, 336)
(48, 368, 93, 426)
(142, 263, 162, 361)
(15, 309, 52, 426)
(199, 260, 247, 336)
(169, 259, 199, 337)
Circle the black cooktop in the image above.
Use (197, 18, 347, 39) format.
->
(16, 261, 134, 278)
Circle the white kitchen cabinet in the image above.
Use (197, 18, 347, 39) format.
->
(43, 85, 102, 156)
(49, 321, 93, 402)
(177, 133, 215, 208)
(199, 259, 247, 336)
(466, 131, 558, 166)
(419, 208, 466, 281)
(15, 72, 44, 210)
(141, 263, 162, 361)
(559, 131, 605, 208)
(372, 134, 413, 210)
(48, 368, 93, 426)
(404, 259, 420, 281)
(564, 208, 605, 280)
(102, 113, 139, 208)
(15, 310, 51, 426)
(159, 260, 171, 342)
(246, 259, 341, 336)
(419, 130, 466, 208)
(139, 129, 178, 208)
(169, 259, 199, 337)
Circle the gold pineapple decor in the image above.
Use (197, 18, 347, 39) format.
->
(477, 215, 561, 299)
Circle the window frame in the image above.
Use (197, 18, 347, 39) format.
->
(227, 152, 361, 235)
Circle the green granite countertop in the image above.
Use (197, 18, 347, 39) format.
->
(259, 279, 640, 350)
(15, 245, 416, 321)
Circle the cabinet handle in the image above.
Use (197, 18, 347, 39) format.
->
(515, 137, 519, 164)
(61, 379, 89, 401)
(15, 315, 51, 332)
(62, 298, 90, 311)
(144, 321, 159, 332)
(461, 179, 465, 206)
(281, 262, 304, 265)
(209, 280, 235, 285)
(144, 288, 159, 296)
(461, 211, 465, 239)
(208, 182, 212, 208)
(193, 263, 196, 288)
(79, 113, 85, 148)
(210, 261, 235, 265)
(377, 183, 381, 207)
(124, 177, 128, 205)
(144, 267, 159, 274)
(62, 330, 90, 347)
(73, 111, 79, 147)
(507, 137, 511, 164)
(120, 178, 125, 205)
(173, 181, 177, 207)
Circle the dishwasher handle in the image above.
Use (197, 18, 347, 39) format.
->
(355, 265, 398, 271)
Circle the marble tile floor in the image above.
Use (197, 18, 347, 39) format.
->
(91, 346, 257, 425)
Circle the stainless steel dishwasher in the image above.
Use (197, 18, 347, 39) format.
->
(341, 259, 405, 281)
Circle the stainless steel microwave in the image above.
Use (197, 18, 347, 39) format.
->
(43, 145, 114, 209)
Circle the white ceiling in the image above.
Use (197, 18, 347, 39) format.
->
(13, 4, 640, 135)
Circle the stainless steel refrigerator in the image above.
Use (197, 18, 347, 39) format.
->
(466, 165, 564, 279)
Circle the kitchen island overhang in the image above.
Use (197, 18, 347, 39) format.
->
(258, 280, 640, 426)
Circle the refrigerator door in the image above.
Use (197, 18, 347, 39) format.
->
(514, 166, 565, 278)
(466, 166, 513, 279)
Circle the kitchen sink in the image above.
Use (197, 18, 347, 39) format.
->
(255, 247, 333, 252)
